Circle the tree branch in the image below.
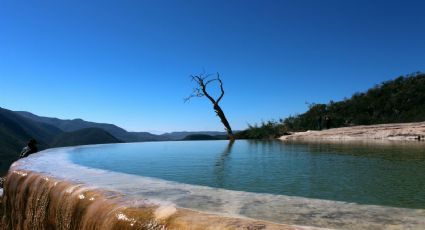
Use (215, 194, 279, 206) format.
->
(216, 74, 225, 103)
(186, 74, 217, 104)
(184, 87, 204, 103)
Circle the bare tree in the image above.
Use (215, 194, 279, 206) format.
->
(185, 73, 235, 140)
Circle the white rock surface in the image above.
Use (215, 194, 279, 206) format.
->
(280, 122, 425, 141)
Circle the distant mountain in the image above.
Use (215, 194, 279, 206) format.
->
(15, 111, 229, 141)
(51, 128, 121, 147)
(0, 108, 121, 175)
(0, 108, 63, 174)
(0, 108, 62, 151)
(16, 111, 167, 142)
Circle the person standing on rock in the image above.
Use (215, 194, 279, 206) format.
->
(325, 116, 331, 129)
(317, 115, 323, 130)
(19, 139, 38, 158)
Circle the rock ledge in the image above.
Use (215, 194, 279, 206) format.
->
(280, 122, 425, 141)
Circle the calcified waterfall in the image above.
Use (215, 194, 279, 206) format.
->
(1, 171, 164, 230)
(0, 170, 291, 230)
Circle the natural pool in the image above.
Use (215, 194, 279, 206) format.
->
(70, 140, 425, 209)
(5, 140, 425, 229)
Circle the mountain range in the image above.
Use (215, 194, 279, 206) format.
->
(0, 108, 227, 175)
(15, 111, 164, 142)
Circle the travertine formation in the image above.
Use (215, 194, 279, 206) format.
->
(0, 170, 302, 230)
(280, 122, 425, 141)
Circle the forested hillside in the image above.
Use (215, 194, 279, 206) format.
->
(16, 111, 164, 142)
(51, 128, 122, 147)
(285, 72, 425, 130)
(238, 72, 425, 139)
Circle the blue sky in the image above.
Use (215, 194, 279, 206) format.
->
(1, 0, 424, 133)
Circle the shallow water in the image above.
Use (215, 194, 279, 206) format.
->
(9, 140, 425, 229)
(68, 140, 425, 209)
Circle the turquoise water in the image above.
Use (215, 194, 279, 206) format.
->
(70, 140, 425, 209)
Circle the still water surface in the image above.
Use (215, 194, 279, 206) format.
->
(70, 140, 425, 209)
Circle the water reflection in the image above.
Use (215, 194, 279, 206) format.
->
(213, 140, 235, 187)
(285, 140, 425, 162)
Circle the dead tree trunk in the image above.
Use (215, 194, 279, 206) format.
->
(213, 104, 234, 140)
(185, 73, 235, 141)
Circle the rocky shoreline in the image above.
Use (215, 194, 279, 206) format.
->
(280, 122, 425, 141)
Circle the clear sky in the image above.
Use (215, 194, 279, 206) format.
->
(1, 0, 424, 133)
